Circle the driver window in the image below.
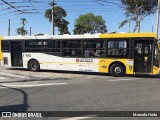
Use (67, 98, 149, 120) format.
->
(135, 43, 142, 55)
(153, 43, 159, 67)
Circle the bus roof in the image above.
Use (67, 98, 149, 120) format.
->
(100, 32, 157, 39)
(1, 32, 157, 40)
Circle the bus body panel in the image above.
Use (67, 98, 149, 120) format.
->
(153, 66, 159, 75)
(64, 58, 98, 72)
(99, 59, 134, 74)
(99, 32, 157, 39)
(2, 53, 11, 67)
(1, 32, 159, 76)
(22, 53, 99, 72)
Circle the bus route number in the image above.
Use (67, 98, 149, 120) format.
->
(25, 54, 31, 57)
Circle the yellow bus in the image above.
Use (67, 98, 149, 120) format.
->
(1, 32, 159, 77)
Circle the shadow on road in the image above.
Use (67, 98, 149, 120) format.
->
(8, 68, 109, 76)
(0, 77, 70, 84)
(132, 74, 160, 78)
(6, 68, 160, 78)
(0, 85, 28, 112)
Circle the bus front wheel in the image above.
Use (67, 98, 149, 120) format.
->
(110, 63, 125, 77)
(28, 60, 40, 72)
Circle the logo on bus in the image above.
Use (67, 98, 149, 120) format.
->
(76, 58, 93, 63)
(101, 65, 107, 69)
(76, 58, 80, 62)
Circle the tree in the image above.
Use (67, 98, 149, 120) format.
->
(45, 3, 70, 34)
(16, 18, 28, 35)
(119, 0, 158, 32)
(73, 13, 107, 34)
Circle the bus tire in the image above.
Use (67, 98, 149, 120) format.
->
(28, 60, 40, 72)
(110, 63, 125, 77)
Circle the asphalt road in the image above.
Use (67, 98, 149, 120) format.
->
(0, 66, 160, 120)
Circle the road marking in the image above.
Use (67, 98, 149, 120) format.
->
(61, 117, 92, 120)
(108, 78, 140, 81)
(0, 72, 30, 79)
(0, 83, 67, 89)
(0, 76, 8, 79)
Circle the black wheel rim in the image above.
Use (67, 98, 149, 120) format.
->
(31, 62, 37, 70)
(114, 66, 122, 74)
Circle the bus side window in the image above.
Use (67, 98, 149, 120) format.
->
(83, 39, 105, 58)
(2, 41, 9, 51)
(62, 40, 82, 57)
(84, 50, 90, 57)
(90, 50, 95, 57)
(106, 39, 128, 57)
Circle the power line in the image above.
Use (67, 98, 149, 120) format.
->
(0, 0, 123, 15)
(27, 0, 36, 10)
(1, 6, 30, 11)
(0, 0, 25, 13)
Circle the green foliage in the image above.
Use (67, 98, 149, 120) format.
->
(16, 18, 28, 35)
(119, 20, 128, 29)
(45, 5, 70, 34)
(119, 0, 158, 32)
(16, 27, 28, 36)
(121, 0, 157, 16)
(73, 13, 107, 34)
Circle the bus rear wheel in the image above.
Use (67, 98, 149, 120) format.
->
(110, 63, 125, 77)
(28, 60, 40, 72)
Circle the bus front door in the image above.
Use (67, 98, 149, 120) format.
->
(11, 42, 23, 67)
(134, 41, 152, 73)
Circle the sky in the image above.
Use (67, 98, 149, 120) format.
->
(0, 0, 159, 36)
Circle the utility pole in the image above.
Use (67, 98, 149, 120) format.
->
(155, 0, 160, 37)
(152, 19, 154, 32)
(22, 19, 25, 35)
(30, 27, 32, 36)
(8, 19, 10, 36)
(128, 21, 130, 33)
(51, 0, 54, 35)
(138, 21, 140, 33)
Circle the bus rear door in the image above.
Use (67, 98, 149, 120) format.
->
(11, 42, 23, 67)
